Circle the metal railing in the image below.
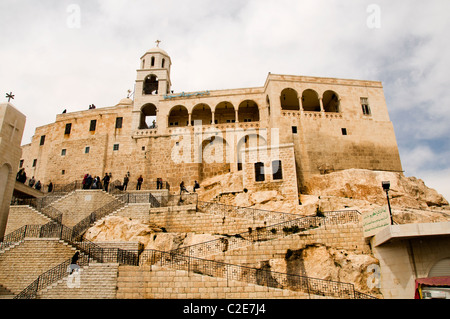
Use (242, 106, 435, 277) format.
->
(6, 191, 373, 299)
(7, 215, 374, 299)
(171, 207, 360, 259)
(137, 249, 375, 299)
(115, 192, 198, 208)
(197, 201, 300, 224)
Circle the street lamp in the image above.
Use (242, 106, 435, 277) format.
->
(382, 181, 394, 225)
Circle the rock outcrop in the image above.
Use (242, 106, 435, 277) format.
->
(84, 215, 224, 251)
(304, 169, 448, 209)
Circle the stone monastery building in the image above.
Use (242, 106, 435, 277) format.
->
(20, 46, 403, 198)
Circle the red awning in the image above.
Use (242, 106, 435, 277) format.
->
(415, 277, 450, 299)
(416, 277, 450, 287)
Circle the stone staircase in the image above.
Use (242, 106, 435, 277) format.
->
(5, 206, 53, 235)
(2, 187, 375, 299)
(37, 262, 119, 299)
(0, 238, 78, 295)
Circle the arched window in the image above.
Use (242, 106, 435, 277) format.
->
(215, 102, 235, 124)
(168, 105, 189, 127)
(192, 103, 212, 125)
(162, 58, 165, 68)
(139, 104, 157, 129)
(280, 88, 300, 111)
(323, 90, 340, 113)
(238, 100, 259, 122)
(143, 75, 158, 95)
(302, 89, 320, 112)
(151, 56, 155, 67)
(142, 59, 145, 69)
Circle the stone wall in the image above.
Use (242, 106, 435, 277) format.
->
(243, 143, 299, 202)
(116, 265, 324, 299)
(209, 222, 370, 267)
(51, 190, 121, 227)
(116, 203, 268, 234)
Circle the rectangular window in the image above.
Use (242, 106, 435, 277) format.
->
(89, 119, 97, 131)
(39, 135, 46, 146)
(62, 170, 65, 175)
(272, 160, 283, 180)
(342, 128, 348, 136)
(115, 117, 123, 129)
(19, 159, 24, 168)
(61, 149, 66, 156)
(65, 123, 72, 135)
(361, 97, 371, 115)
(113, 144, 119, 151)
(255, 162, 265, 182)
(32, 159, 37, 167)
(292, 126, 297, 134)
(85, 147, 90, 154)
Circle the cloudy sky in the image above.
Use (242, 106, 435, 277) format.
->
(1, 0, 449, 200)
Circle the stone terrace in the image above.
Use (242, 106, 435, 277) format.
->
(0, 189, 375, 299)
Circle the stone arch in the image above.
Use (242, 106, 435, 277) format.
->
(192, 103, 212, 126)
(168, 105, 189, 127)
(139, 103, 157, 129)
(323, 90, 340, 113)
(143, 74, 158, 95)
(214, 102, 235, 124)
(280, 88, 300, 111)
(199, 135, 231, 180)
(236, 133, 267, 171)
(302, 89, 320, 112)
(238, 100, 260, 122)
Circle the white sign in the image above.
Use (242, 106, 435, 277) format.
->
(363, 206, 391, 237)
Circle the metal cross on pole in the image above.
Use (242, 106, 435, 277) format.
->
(155, 40, 161, 47)
(6, 92, 15, 102)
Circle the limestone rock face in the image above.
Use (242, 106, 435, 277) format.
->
(84, 215, 224, 251)
(267, 245, 382, 297)
(305, 169, 449, 209)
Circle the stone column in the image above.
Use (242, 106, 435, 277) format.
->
(0, 103, 26, 239)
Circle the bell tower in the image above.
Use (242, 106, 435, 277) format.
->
(133, 41, 172, 130)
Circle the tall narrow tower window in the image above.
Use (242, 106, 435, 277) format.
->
(64, 123, 72, 135)
(151, 56, 155, 67)
(89, 120, 97, 132)
(162, 58, 165, 68)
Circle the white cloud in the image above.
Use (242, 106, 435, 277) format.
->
(1, 0, 449, 199)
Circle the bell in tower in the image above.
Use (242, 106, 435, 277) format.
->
(138, 40, 172, 96)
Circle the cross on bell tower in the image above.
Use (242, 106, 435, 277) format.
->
(155, 40, 161, 47)
(5, 92, 14, 102)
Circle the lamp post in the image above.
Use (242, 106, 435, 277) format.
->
(382, 181, 394, 225)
